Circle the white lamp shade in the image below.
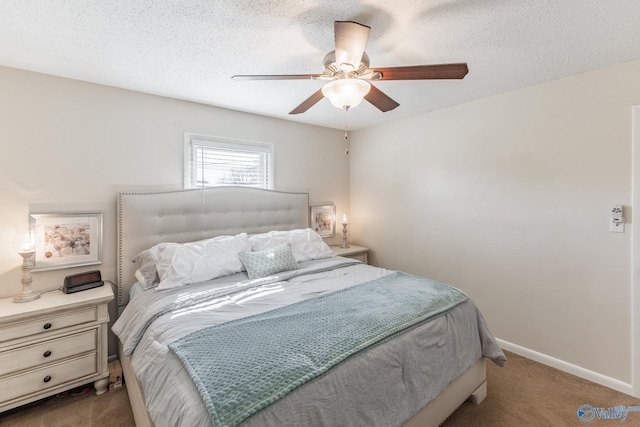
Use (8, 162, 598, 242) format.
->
(13, 226, 36, 254)
(322, 79, 371, 109)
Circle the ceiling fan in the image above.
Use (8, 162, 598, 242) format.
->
(232, 21, 469, 115)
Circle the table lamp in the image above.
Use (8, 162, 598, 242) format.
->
(340, 214, 350, 249)
(12, 226, 40, 303)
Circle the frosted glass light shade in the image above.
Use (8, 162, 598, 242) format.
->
(13, 226, 35, 254)
(322, 79, 371, 110)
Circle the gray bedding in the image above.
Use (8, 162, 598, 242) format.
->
(113, 258, 505, 427)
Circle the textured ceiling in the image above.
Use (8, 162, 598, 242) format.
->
(2, 1, 640, 130)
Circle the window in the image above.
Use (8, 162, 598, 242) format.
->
(184, 133, 274, 189)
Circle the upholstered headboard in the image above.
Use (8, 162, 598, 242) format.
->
(116, 187, 309, 307)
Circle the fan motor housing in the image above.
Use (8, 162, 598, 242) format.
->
(323, 50, 370, 77)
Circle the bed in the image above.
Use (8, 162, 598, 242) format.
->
(112, 186, 505, 427)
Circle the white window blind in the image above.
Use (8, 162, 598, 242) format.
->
(184, 134, 274, 189)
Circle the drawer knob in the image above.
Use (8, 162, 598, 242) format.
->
(43, 323, 52, 330)
(43, 350, 52, 358)
(43, 375, 52, 383)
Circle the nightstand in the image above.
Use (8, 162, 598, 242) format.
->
(331, 244, 370, 264)
(0, 283, 113, 413)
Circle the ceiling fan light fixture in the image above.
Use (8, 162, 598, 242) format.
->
(322, 78, 371, 110)
(235, 21, 468, 116)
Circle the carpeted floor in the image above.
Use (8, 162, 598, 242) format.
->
(1, 351, 637, 426)
(0, 385, 135, 427)
(442, 351, 638, 426)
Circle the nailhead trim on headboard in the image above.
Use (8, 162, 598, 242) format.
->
(116, 187, 309, 307)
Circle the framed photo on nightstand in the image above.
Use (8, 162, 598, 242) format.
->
(30, 212, 103, 271)
(310, 204, 336, 237)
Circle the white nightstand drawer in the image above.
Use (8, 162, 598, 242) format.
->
(0, 329, 97, 377)
(0, 307, 97, 343)
(0, 285, 113, 412)
(0, 352, 97, 402)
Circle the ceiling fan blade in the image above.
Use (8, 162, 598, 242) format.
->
(289, 89, 325, 114)
(364, 84, 400, 112)
(334, 21, 370, 70)
(373, 63, 469, 80)
(232, 74, 323, 80)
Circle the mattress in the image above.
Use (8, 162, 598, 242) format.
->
(113, 257, 505, 427)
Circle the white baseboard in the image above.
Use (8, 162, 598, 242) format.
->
(496, 338, 633, 396)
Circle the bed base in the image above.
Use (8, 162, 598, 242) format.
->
(119, 343, 153, 427)
(119, 341, 486, 427)
(403, 358, 487, 427)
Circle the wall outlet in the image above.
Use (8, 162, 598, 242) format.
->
(610, 221, 624, 233)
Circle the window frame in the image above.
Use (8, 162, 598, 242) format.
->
(183, 133, 274, 190)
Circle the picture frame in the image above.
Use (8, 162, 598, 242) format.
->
(310, 204, 336, 238)
(30, 212, 103, 271)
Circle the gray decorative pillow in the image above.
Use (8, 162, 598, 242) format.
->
(132, 250, 160, 290)
(240, 242, 298, 280)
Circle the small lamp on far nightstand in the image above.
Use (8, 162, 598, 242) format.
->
(340, 214, 350, 249)
(12, 226, 40, 303)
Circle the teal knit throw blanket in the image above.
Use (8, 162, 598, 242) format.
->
(169, 271, 468, 427)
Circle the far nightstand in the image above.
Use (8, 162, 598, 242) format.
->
(0, 283, 114, 413)
(331, 244, 370, 264)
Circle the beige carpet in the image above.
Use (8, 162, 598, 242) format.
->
(442, 351, 638, 426)
(0, 386, 135, 427)
(1, 351, 637, 426)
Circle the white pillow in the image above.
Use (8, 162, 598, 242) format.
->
(155, 233, 251, 290)
(249, 228, 333, 262)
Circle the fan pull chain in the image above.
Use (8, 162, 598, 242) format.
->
(344, 107, 350, 155)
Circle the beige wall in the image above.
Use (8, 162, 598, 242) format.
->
(0, 65, 347, 298)
(350, 59, 640, 388)
(4, 57, 639, 391)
